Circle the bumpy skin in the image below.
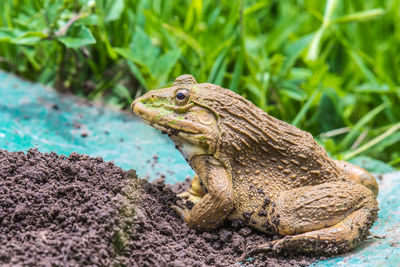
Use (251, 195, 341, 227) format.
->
(131, 75, 379, 257)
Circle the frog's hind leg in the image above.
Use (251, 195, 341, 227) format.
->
(335, 160, 379, 196)
(240, 181, 378, 260)
(264, 206, 376, 254)
(177, 174, 206, 204)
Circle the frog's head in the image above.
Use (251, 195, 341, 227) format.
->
(131, 75, 220, 160)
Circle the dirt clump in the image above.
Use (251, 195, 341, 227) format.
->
(0, 149, 315, 266)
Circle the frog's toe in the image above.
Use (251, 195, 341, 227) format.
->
(177, 191, 190, 199)
(264, 236, 312, 254)
(171, 204, 189, 221)
(177, 191, 203, 205)
(254, 238, 288, 254)
(238, 241, 276, 262)
(269, 237, 289, 253)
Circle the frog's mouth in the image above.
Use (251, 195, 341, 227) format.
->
(143, 118, 194, 137)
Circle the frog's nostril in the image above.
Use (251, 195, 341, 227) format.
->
(131, 102, 136, 112)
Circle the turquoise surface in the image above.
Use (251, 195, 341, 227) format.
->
(0, 71, 399, 266)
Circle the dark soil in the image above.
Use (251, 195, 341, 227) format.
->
(0, 148, 138, 266)
(0, 149, 315, 266)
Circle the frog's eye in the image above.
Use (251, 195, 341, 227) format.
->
(175, 89, 190, 105)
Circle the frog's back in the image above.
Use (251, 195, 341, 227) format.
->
(197, 84, 346, 199)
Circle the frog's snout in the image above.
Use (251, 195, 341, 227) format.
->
(131, 99, 142, 115)
(131, 98, 158, 121)
(131, 101, 136, 113)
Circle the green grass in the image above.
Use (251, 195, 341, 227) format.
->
(0, 0, 399, 171)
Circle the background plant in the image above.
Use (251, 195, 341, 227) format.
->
(0, 0, 399, 172)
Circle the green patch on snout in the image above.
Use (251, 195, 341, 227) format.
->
(140, 96, 171, 108)
(138, 97, 175, 123)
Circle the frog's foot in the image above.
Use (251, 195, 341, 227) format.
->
(177, 174, 206, 205)
(240, 182, 378, 261)
(335, 160, 379, 196)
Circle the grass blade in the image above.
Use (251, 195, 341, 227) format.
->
(332, 8, 385, 24)
(291, 84, 320, 127)
(340, 103, 387, 149)
(343, 122, 400, 160)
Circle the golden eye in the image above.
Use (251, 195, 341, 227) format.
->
(175, 89, 189, 105)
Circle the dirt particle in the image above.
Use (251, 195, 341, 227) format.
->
(239, 227, 252, 237)
(262, 197, 271, 210)
(258, 210, 267, 217)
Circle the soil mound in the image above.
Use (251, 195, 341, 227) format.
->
(0, 148, 136, 266)
(0, 149, 314, 266)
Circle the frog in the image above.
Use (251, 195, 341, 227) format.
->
(131, 74, 379, 257)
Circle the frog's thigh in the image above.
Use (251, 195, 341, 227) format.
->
(177, 174, 206, 204)
(335, 160, 379, 196)
(266, 182, 378, 254)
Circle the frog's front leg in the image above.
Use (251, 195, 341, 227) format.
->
(172, 155, 234, 230)
(240, 181, 378, 260)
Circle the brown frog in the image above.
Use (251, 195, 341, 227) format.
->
(131, 75, 379, 256)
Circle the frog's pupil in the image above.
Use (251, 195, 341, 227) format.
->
(177, 92, 186, 100)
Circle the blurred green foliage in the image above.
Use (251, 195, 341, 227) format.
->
(0, 0, 399, 169)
